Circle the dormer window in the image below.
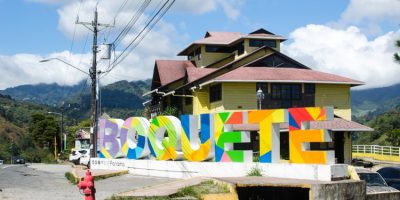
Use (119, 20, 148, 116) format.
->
(249, 39, 277, 48)
(205, 45, 231, 53)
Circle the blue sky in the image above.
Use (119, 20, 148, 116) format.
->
(0, 0, 399, 89)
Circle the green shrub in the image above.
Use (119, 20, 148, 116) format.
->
(247, 166, 263, 176)
(65, 172, 79, 184)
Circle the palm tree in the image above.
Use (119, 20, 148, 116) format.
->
(395, 40, 400, 63)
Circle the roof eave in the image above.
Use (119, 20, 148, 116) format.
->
(243, 35, 287, 41)
(197, 79, 365, 87)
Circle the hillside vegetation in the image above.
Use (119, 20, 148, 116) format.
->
(352, 83, 400, 118)
(0, 94, 60, 163)
(0, 81, 87, 106)
(354, 108, 400, 146)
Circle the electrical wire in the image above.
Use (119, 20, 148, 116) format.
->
(97, 0, 149, 72)
(101, 0, 175, 78)
(113, 0, 152, 49)
(69, 0, 84, 53)
(98, 0, 152, 74)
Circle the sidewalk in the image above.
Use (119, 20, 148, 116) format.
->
(71, 165, 129, 179)
(117, 177, 211, 197)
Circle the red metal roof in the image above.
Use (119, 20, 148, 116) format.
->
(211, 67, 363, 85)
(195, 31, 243, 45)
(186, 67, 217, 83)
(178, 29, 287, 56)
(232, 118, 373, 132)
(155, 60, 195, 86)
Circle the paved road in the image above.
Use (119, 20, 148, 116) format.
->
(0, 164, 176, 200)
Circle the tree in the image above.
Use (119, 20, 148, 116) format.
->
(387, 128, 400, 146)
(395, 40, 400, 63)
(29, 113, 59, 149)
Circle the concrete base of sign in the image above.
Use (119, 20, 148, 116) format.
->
(90, 158, 348, 181)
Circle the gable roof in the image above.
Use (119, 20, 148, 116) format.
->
(149, 46, 364, 96)
(245, 28, 286, 40)
(150, 60, 195, 90)
(199, 31, 243, 45)
(178, 28, 286, 56)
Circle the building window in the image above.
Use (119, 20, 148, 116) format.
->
(209, 84, 222, 103)
(235, 42, 244, 55)
(304, 83, 315, 94)
(271, 84, 302, 100)
(249, 39, 277, 48)
(185, 97, 192, 105)
(205, 45, 230, 53)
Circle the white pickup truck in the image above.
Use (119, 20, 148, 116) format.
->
(69, 149, 90, 166)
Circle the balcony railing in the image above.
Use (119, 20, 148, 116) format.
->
(148, 103, 162, 119)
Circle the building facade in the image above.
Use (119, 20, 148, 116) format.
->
(144, 28, 372, 164)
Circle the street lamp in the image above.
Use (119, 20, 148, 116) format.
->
(256, 88, 265, 110)
(40, 57, 99, 158)
(40, 58, 89, 75)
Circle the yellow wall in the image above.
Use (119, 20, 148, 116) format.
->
(315, 84, 351, 120)
(210, 100, 224, 112)
(192, 82, 258, 115)
(243, 39, 280, 56)
(200, 45, 231, 67)
(222, 83, 257, 111)
(344, 132, 352, 164)
(193, 86, 210, 116)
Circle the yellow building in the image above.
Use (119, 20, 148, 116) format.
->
(144, 28, 372, 164)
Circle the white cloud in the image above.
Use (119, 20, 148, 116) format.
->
(334, 0, 400, 35)
(282, 25, 400, 89)
(340, 0, 400, 24)
(172, 0, 217, 14)
(216, 0, 244, 20)
(0, 52, 90, 89)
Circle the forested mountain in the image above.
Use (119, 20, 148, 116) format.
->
(0, 79, 151, 120)
(63, 79, 151, 119)
(0, 81, 87, 106)
(351, 83, 400, 119)
(0, 79, 152, 163)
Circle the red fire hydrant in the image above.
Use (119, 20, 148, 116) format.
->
(77, 169, 96, 200)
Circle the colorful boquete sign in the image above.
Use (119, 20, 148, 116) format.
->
(98, 107, 335, 164)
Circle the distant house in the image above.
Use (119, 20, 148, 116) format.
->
(144, 28, 372, 164)
(74, 129, 90, 149)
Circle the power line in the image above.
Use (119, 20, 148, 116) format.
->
(97, 0, 146, 72)
(101, 0, 129, 44)
(113, 0, 151, 49)
(102, 0, 175, 78)
(69, 0, 84, 53)
(98, 0, 152, 74)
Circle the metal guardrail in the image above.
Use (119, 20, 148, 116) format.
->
(352, 145, 400, 157)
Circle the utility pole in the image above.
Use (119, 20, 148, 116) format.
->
(76, 7, 113, 158)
